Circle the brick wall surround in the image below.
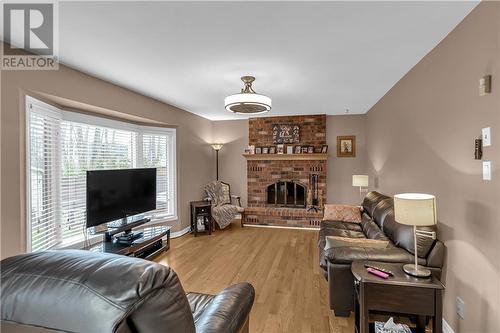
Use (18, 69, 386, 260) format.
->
(247, 160, 327, 207)
(246, 115, 327, 227)
(249, 114, 326, 147)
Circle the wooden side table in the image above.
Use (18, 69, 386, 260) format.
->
(190, 200, 213, 237)
(352, 261, 444, 333)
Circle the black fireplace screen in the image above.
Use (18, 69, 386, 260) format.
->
(267, 181, 306, 208)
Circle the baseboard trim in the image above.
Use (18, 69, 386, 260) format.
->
(170, 226, 191, 238)
(243, 224, 320, 231)
(443, 319, 455, 333)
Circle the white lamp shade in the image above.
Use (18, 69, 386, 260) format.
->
(352, 175, 369, 187)
(394, 193, 437, 226)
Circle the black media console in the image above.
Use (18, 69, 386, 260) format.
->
(85, 225, 171, 261)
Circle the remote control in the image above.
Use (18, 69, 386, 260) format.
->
(367, 267, 389, 279)
(364, 264, 394, 276)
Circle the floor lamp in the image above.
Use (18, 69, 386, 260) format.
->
(211, 144, 223, 180)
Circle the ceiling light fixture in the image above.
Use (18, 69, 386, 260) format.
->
(225, 76, 272, 114)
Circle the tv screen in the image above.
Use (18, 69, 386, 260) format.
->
(86, 168, 156, 228)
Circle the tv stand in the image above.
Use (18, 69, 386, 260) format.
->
(85, 225, 171, 261)
(104, 217, 150, 242)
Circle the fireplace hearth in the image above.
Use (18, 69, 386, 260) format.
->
(267, 181, 306, 208)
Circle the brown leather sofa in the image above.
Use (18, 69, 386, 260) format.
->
(318, 191, 445, 317)
(0, 250, 254, 333)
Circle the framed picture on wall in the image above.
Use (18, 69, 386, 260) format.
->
(321, 145, 328, 153)
(295, 145, 302, 154)
(286, 146, 294, 154)
(277, 144, 284, 154)
(301, 146, 309, 154)
(262, 147, 269, 154)
(337, 136, 356, 157)
(255, 147, 262, 154)
(272, 124, 300, 144)
(269, 146, 276, 154)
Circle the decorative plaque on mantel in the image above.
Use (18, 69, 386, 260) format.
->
(272, 124, 300, 144)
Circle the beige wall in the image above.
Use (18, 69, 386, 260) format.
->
(1, 61, 214, 259)
(366, 2, 500, 332)
(326, 115, 367, 205)
(212, 119, 249, 206)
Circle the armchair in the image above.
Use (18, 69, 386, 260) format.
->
(204, 181, 245, 229)
(0, 250, 255, 333)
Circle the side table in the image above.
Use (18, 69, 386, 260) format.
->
(352, 261, 444, 333)
(190, 200, 213, 236)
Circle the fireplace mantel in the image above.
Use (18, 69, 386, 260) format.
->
(243, 153, 328, 161)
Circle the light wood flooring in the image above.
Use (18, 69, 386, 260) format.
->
(156, 222, 354, 333)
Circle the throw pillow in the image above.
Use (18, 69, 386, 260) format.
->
(323, 204, 362, 223)
(324, 236, 389, 250)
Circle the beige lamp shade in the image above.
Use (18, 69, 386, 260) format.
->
(211, 143, 224, 151)
(394, 193, 437, 226)
(352, 175, 369, 187)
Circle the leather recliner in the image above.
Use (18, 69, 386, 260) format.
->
(0, 250, 255, 333)
(318, 191, 445, 317)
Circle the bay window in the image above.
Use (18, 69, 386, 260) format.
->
(26, 96, 176, 251)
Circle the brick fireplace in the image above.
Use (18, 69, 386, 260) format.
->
(244, 115, 327, 227)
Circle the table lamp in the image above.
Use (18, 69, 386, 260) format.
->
(352, 175, 369, 197)
(211, 144, 223, 180)
(394, 193, 437, 278)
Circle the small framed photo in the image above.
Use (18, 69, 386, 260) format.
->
(307, 146, 314, 154)
(255, 147, 262, 154)
(286, 145, 294, 154)
(262, 147, 269, 154)
(247, 145, 255, 154)
(337, 136, 356, 157)
(321, 145, 328, 153)
(269, 146, 276, 154)
(277, 144, 284, 154)
(295, 145, 302, 154)
(301, 146, 308, 154)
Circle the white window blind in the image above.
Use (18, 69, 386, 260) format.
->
(28, 109, 61, 251)
(59, 122, 138, 246)
(26, 97, 177, 252)
(142, 133, 175, 218)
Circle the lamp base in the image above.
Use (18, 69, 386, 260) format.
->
(403, 264, 432, 278)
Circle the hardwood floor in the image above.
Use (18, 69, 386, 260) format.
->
(156, 222, 354, 333)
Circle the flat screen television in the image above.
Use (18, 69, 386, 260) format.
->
(86, 168, 156, 228)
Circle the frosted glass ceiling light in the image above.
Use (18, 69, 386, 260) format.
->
(225, 76, 272, 114)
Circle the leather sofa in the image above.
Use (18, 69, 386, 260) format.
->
(318, 191, 445, 317)
(0, 250, 254, 333)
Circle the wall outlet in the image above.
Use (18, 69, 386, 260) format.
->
(482, 127, 491, 147)
(483, 161, 492, 181)
(456, 297, 465, 319)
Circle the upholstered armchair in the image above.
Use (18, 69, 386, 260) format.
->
(1, 250, 255, 333)
(204, 181, 245, 229)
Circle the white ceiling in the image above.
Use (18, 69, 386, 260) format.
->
(56, 1, 477, 120)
